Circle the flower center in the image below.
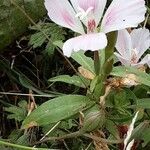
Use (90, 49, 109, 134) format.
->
(87, 19, 96, 32)
(75, 6, 94, 20)
(131, 48, 138, 64)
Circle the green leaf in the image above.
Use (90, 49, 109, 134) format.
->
(0, 0, 46, 51)
(49, 75, 90, 88)
(110, 115, 133, 123)
(16, 134, 30, 146)
(136, 98, 150, 109)
(22, 95, 94, 129)
(29, 23, 66, 55)
(8, 129, 23, 142)
(53, 40, 63, 49)
(105, 120, 119, 140)
(19, 74, 57, 97)
(141, 128, 150, 147)
(5, 100, 27, 122)
(111, 66, 150, 87)
(45, 41, 55, 56)
(129, 121, 149, 146)
(71, 51, 94, 74)
(114, 90, 129, 107)
(29, 31, 46, 48)
(81, 108, 105, 132)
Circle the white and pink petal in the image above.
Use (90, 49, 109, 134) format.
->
(101, 0, 146, 33)
(114, 52, 131, 66)
(138, 54, 150, 68)
(63, 33, 107, 57)
(44, 0, 84, 34)
(115, 30, 132, 59)
(131, 28, 150, 59)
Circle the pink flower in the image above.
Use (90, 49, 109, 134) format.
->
(115, 28, 150, 67)
(44, 0, 146, 57)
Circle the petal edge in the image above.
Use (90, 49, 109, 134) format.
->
(63, 33, 107, 57)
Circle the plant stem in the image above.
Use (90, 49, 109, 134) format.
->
(33, 131, 82, 145)
(103, 32, 117, 76)
(94, 51, 100, 75)
(33, 131, 122, 146)
(0, 140, 54, 150)
(94, 32, 117, 98)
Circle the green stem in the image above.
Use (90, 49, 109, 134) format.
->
(94, 32, 118, 98)
(103, 31, 118, 76)
(0, 140, 54, 150)
(94, 51, 100, 75)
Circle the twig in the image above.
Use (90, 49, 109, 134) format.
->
(63, 140, 70, 150)
(33, 131, 123, 146)
(143, 13, 149, 28)
(0, 92, 56, 97)
(85, 142, 93, 150)
(0, 140, 57, 150)
(33, 131, 81, 145)
(40, 121, 61, 141)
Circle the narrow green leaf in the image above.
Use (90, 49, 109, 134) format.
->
(53, 40, 63, 49)
(141, 128, 150, 147)
(29, 31, 46, 48)
(129, 121, 149, 145)
(136, 98, 150, 109)
(49, 75, 90, 88)
(71, 51, 94, 73)
(22, 95, 94, 129)
(110, 115, 133, 123)
(19, 75, 56, 97)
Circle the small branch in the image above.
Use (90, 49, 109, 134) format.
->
(0, 92, 55, 98)
(94, 51, 100, 75)
(33, 131, 82, 145)
(33, 131, 123, 146)
(40, 121, 61, 141)
(0, 140, 55, 150)
(143, 13, 149, 28)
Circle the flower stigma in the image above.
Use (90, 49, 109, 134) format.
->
(75, 6, 94, 20)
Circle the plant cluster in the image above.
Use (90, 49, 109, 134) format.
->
(0, 0, 150, 150)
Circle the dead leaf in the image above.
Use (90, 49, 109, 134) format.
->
(78, 66, 95, 80)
